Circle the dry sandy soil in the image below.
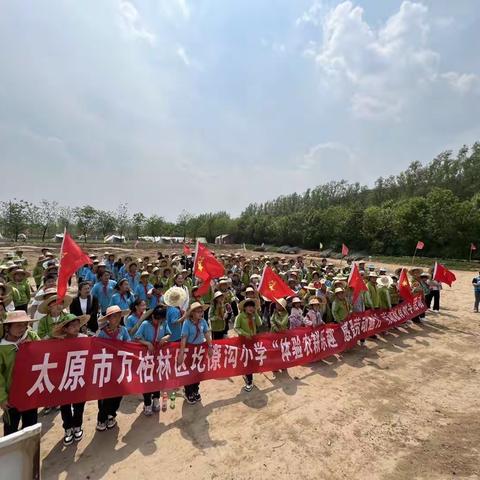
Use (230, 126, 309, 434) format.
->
(2, 245, 480, 480)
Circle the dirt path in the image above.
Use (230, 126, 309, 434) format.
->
(3, 246, 479, 479)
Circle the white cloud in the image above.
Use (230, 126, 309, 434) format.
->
(176, 45, 190, 66)
(295, 1, 326, 26)
(301, 142, 356, 171)
(300, 1, 477, 119)
(119, 0, 156, 45)
(441, 72, 480, 94)
(176, 0, 190, 19)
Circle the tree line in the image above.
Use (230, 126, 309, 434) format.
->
(1, 142, 479, 258)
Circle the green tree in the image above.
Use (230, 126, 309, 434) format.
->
(74, 205, 97, 243)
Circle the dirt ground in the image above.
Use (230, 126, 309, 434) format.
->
(2, 245, 480, 480)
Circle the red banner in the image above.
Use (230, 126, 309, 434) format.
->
(9, 296, 426, 410)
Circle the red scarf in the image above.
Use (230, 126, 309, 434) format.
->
(103, 326, 120, 339)
(246, 313, 255, 333)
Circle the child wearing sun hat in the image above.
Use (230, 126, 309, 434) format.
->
(52, 313, 89, 446)
(0, 311, 40, 436)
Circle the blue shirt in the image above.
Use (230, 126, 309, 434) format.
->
(110, 292, 135, 310)
(181, 318, 210, 345)
(473, 276, 480, 292)
(83, 268, 97, 284)
(125, 313, 142, 331)
(91, 280, 117, 313)
(134, 321, 171, 343)
(105, 260, 115, 275)
(97, 325, 131, 341)
(166, 306, 183, 342)
(149, 294, 164, 309)
(134, 282, 153, 302)
(125, 273, 140, 292)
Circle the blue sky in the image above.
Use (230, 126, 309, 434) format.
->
(0, 0, 479, 220)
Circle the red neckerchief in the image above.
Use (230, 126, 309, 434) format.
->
(143, 284, 148, 297)
(246, 313, 255, 332)
(103, 282, 108, 295)
(152, 320, 159, 345)
(104, 326, 119, 339)
(192, 319, 201, 342)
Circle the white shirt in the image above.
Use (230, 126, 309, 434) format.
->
(79, 297, 88, 315)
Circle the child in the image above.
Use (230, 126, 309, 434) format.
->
(110, 279, 135, 311)
(52, 313, 89, 445)
(134, 306, 171, 416)
(0, 311, 39, 436)
(288, 297, 304, 329)
(8, 269, 31, 312)
(270, 298, 289, 333)
(96, 305, 131, 431)
(37, 294, 73, 339)
(304, 298, 325, 327)
(234, 299, 262, 392)
(125, 299, 147, 337)
(177, 302, 213, 405)
(208, 291, 227, 340)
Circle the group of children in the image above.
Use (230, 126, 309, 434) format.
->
(0, 247, 436, 446)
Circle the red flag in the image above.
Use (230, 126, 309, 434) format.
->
(348, 262, 368, 302)
(196, 279, 211, 297)
(433, 262, 456, 287)
(342, 243, 349, 256)
(416, 241, 424, 250)
(183, 244, 192, 255)
(398, 268, 413, 302)
(471, 243, 477, 251)
(194, 243, 224, 281)
(57, 232, 92, 301)
(258, 266, 296, 302)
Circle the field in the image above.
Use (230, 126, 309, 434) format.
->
(2, 245, 479, 480)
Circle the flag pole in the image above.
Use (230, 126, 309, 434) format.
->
(469, 245, 473, 263)
(411, 247, 418, 265)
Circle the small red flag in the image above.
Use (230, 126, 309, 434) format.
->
(194, 242, 224, 282)
(471, 243, 477, 251)
(342, 243, 349, 256)
(416, 241, 424, 250)
(348, 262, 368, 302)
(433, 262, 456, 287)
(398, 268, 413, 302)
(258, 266, 296, 302)
(57, 232, 92, 301)
(183, 244, 192, 255)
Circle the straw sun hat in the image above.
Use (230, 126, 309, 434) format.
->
(51, 313, 90, 338)
(163, 287, 188, 307)
(38, 295, 73, 315)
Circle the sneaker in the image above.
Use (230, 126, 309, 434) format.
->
(143, 405, 153, 416)
(152, 398, 161, 412)
(73, 427, 83, 442)
(185, 395, 197, 405)
(243, 383, 254, 392)
(43, 407, 51, 415)
(96, 421, 107, 432)
(194, 392, 201, 403)
(106, 416, 117, 429)
(63, 428, 74, 446)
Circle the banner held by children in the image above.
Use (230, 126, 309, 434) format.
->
(10, 296, 426, 411)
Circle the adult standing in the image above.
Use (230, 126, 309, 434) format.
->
(472, 270, 480, 313)
(70, 282, 99, 333)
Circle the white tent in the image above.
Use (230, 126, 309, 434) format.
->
(52, 234, 64, 243)
(104, 235, 126, 244)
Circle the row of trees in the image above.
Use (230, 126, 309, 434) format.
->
(0, 201, 236, 244)
(1, 142, 479, 258)
(235, 142, 480, 258)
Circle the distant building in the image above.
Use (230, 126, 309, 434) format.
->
(215, 234, 234, 245)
